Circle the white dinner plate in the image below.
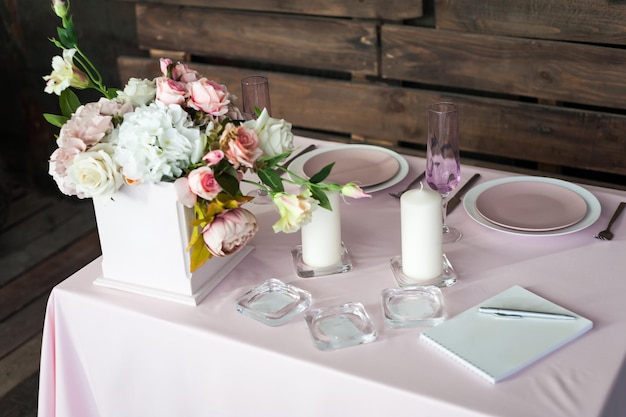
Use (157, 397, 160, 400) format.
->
(463, 176, 601, 236)
(289, 144, 409, 193)
(475, 181, 588, 231)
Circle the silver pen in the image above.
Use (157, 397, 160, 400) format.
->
(478, 307, 577, 320)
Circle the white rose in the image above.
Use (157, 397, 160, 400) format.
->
(66, 143, 123, 199)
(116, 78, 157, 107)
(244, 108, 293, 157)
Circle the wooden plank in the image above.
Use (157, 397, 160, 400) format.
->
(118, 56, 626, 177)
(0, 294, 47, 362)
(381, 25, 626, 110)
(436, 0, 626, 46)
(0, 200, 96, 286)
(122, 0, 424, 20)
(135, 4, 378, 76)
(0, 230, 101, 322)
(0, 333, 41, 398)
(1, 185, 46, 232)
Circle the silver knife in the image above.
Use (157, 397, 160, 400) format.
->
(447, 173, 481, 215)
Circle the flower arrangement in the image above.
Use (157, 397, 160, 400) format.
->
(43, 0, 369, 272)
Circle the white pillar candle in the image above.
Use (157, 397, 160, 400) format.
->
(301, 191, 342, 268)
(400, 187, 443, 281)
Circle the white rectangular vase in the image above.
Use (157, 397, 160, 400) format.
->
(92, 182, 253, 305)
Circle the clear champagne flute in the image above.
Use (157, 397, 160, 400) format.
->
(425, 102, 462, 243)
(241, 75, 272, 204)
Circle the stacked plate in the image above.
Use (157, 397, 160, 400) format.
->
(289, 144, 408, 193)
(462, 176, 601, 236)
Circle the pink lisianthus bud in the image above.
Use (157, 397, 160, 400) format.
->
(159, 58, 173, 76)
(202, 208, 258, 257)
(155, 77, 187, 106)
(174, 177, 197, 208)
(187, 166, 222, 201)
(202, 150, 225, 166)
(341, 183, 370, 199)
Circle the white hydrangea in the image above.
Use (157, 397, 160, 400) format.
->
(108, 101, 205, 183)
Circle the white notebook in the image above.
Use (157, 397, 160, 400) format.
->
(420, 285, 593, 383)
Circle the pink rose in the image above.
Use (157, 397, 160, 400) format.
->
(220, 123, 262, 169)
(173, 63, 200, 83)
(187, 78, 230, 116)
(187, 166, 222, 201)
(160, 59, 200, 82)
(155, 77, 187, 105)
(202, 149, 225, 166)
(202, 208, 258, 257)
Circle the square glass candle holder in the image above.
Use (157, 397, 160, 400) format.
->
(381, 286, 447, 328)
(236, 278, 312, 326)
(304, 302, 377, 351)
(291, 242, 352, 278)
(390, 254, 457, 288)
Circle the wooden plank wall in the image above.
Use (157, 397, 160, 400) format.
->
(118, 0, 626, 182)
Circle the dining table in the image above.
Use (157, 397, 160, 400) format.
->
(37, 136, 626, 417)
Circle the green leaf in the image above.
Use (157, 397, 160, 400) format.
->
(105, 87, 120, 100)
(44, 113, 69, 128)
(259, 151, 290, 169)
(59, 89, 81, 118)
(215, 171, 241, 196)
(310, 187, 331, 210)
(63, 16, 78, 46)
(258, 168, 284, 193)
(57, 26, 76, 48)
(309, 162, 334, 184)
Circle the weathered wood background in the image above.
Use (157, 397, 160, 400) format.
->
(4, 0, 626, 187)
(116, 0, 626, 184)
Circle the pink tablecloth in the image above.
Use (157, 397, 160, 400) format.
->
(38, 137, 626, 417)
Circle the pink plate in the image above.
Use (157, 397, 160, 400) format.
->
(475, 181, 588, 232)
(303, 148, 400, 187)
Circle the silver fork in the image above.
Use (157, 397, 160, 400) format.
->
(594, 202, 626, 241)
(389, 171, 426, 198)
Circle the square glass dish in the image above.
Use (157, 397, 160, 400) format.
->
(236, 278, 312, 326)
(304, 302, 377, 351)
(381, 285, 447, 328)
